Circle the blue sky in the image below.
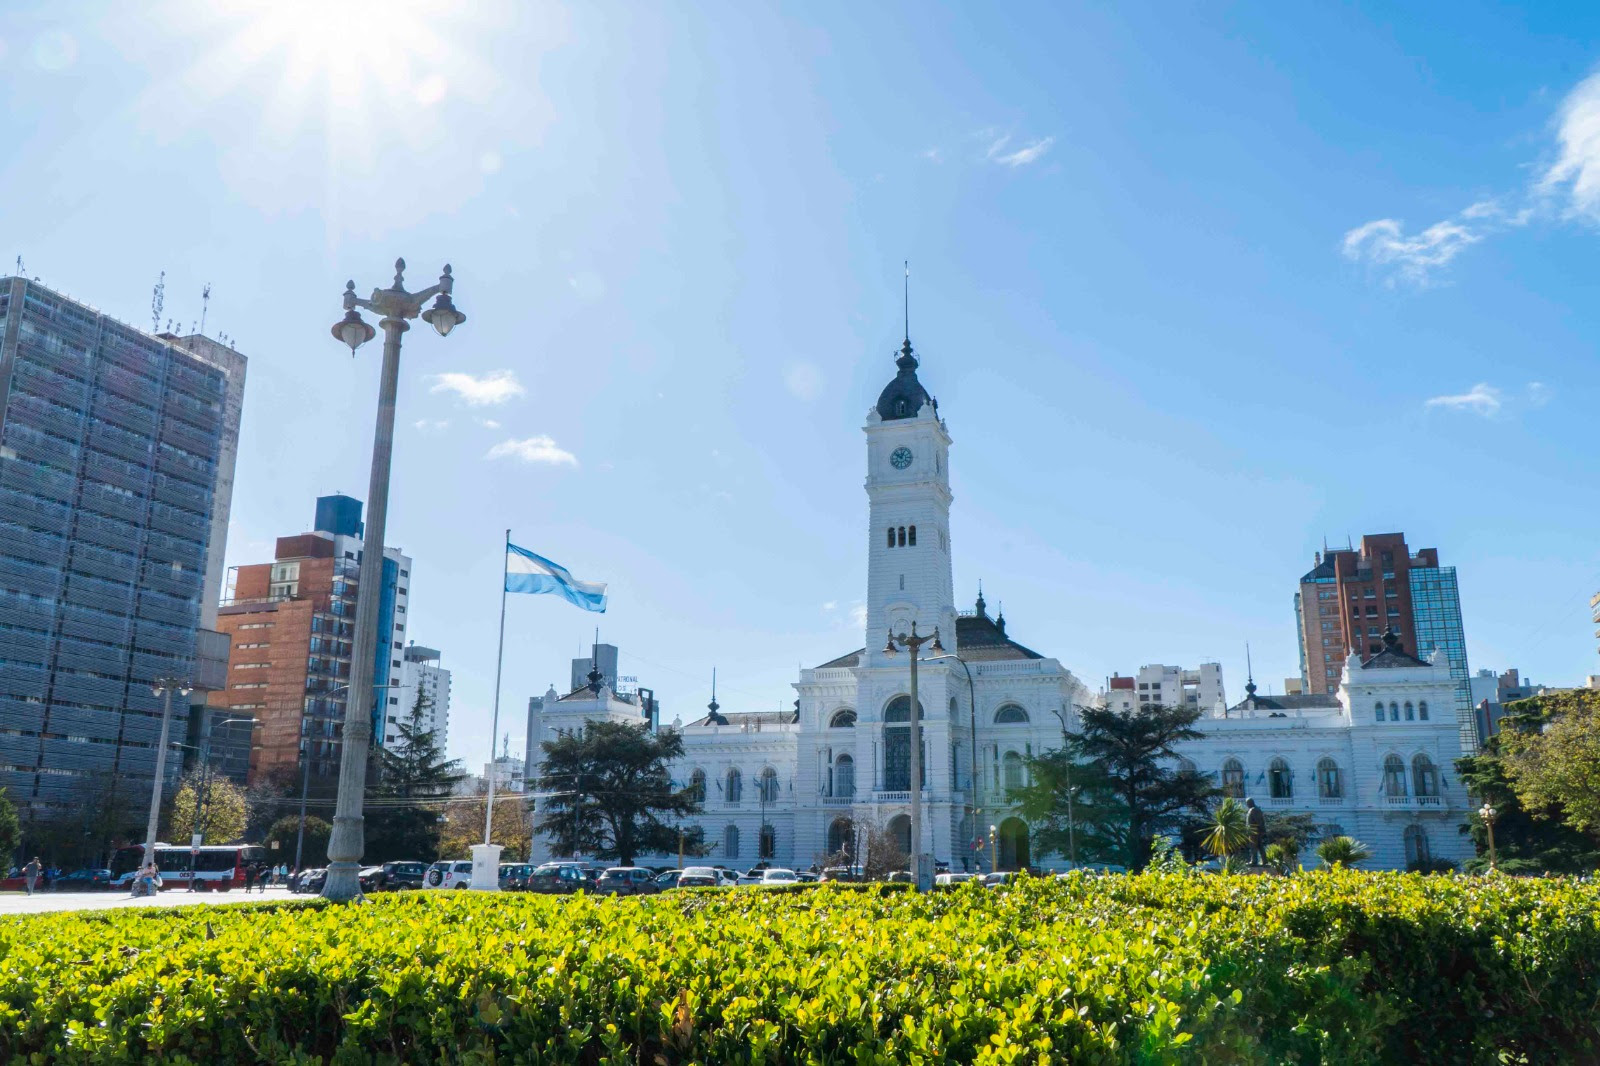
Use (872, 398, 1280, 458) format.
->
(5, 1, 1600, 765)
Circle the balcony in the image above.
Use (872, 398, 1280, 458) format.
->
(91, 390, 159, 436)
(80, 486, 145, 524)
(1316, 795, 1345, 807)
(64, 574, 135, 615)
(1265, 796, 1295, 808)
(3, 422, 79, 469)
(12, 361, 88, 409)
(166, 360, 225, 403)
(68, 542, 137, 583)
(0, 492, 70, 534)
(104, 338, 163, 378)
(141, 562, 202, 599)
(1382, 795, 1412, 808)
(8, 395, 84, 442)
(133, 621, 194, 657)
(160, 418, 219, 458)
(873, 791, 911, 803)
(152, 473, 210, 512)
(59, 606, 131, 644)
(148, 502, 205, 539)
(0, 557, 64, 598)
(162, 394, 223, 437)
(144, 531, 205, 571)
(88, 422, 154, 464)
(74, 513, 141, 553)
(52, 672, 127, 708)
(83, 451, 151, 495)
(1415, 795, 1443, 808)
(1, 459, 76, 503)
(819, 795, 854, 807)
(138, 591, 198, 629)
(0, 521, 67, 568)
(54, 637, 128, 674)
(17, 336, 91, 379)
(99, 364, 162, 407)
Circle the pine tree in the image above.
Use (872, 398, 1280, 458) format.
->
(365, 688, 467, 861)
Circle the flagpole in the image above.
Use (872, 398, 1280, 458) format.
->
(484, 528, 510, 847)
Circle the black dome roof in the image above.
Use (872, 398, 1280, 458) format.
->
(875, 339, 934, 421)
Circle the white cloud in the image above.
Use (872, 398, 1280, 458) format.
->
(784, 362, 823, 401)
(1341, 216, 1484, 285)
(1540, 69, 1600, 223)
(991, 136, 1054, 168)
(485, 436, 578, 466)
(821, 601, 838, 612)
(1424, 383, 1502, 416)
(429, 369, 525, 406)
(413, 418, 450, 432)
(848, 603, 868, 629)
(476, 418, 502, 429)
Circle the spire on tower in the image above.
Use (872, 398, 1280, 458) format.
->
(1244, 643, 1257, 701)
(903, 259, 910, 347)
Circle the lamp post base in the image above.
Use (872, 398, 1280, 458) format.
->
(322, 860, 363, 902)
(914, 852, 934, 892)
(470, 844, 504, 891)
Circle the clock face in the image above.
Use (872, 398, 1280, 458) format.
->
(890, 446, 914, 470)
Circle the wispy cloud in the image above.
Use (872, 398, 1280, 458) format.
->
(821, 601, 838, 612)
(413, 418, 450, 432)
(1526, 381, 1553, 407)
(430, 369, 525, 406)
(1340, 212, 1486, 286)
(849, 603, 868, 629)
(990, 136, 1054, 168)
(476, 418, 501, 429)
(1424, 383, 1502, 416)
(784, 362, 823, 401)
(485, 435, 577, 466)
(1539, 69, 1600, 224)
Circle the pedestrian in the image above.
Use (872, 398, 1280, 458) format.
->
(243, 863, 257, 893)
(276, 862, 286, 887)
(22, 857, 41, 896)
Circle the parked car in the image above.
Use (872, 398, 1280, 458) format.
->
(357, 866, 385, 893)
(676, 866, 720, 888)
(654, 869, 683, 889)
(597, 867, 659, 896)
(51, 868, 114, 891)
(935, 872, 977, 888)
(759, 868, 800, 887)
(371, 861, 428, 891)
(715, 868, 741, 887)
(982, 871, 1019, 889)
(294, 868, 327, 894)
(819, 866, 860, 883)
(498, 863, 532, 891)
(526, 862, 591, 894)
(424, 860, 473, 889)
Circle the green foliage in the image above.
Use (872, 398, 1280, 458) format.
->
(535, 719, 699, 865)
(1146, 834, 1192, 875)
(166, 773, 249, 845)
(1456, 721, 1600, 874)
(1494, 689, 1600, 841)
(1204, 797, 1251, 860)
(1015, 703, 1218, 871)
(265, 815, 329, 869)
(366, 689, 466, 861)
(0, 872, 1596, 1063)
(1316, 835, 1372, 868)
(0, 787, 18, 866)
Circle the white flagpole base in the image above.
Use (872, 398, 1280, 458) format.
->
(470, 844, 504, 891)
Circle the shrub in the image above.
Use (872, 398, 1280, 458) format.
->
(0, 872, 1595, 1063)
(1316, 834, 1372, 868)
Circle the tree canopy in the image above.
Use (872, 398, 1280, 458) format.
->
(1011, 703, 1217, 871)
(439, 783, 534, 862)
(365, 689, 466, 861)
(266, 815, 329, 869)
(0, 787, 18, 867)
(1496, 690, 1600, 839)
(535, 720, 700, 866)
(166, 773, 249, 844)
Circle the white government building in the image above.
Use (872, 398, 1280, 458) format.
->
(526, 332, 1471, 872)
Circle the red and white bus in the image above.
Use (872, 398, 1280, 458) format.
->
(109, 844, 268, 891)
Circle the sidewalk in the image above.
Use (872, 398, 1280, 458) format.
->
(0, 885, 294, 917)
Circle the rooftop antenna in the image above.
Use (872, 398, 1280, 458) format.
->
(199, 282, 211, 336)
(151, 271, 165, 333)
(14, 256, 23, 276)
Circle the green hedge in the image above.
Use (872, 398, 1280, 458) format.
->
(0, 871, 1596, 1063)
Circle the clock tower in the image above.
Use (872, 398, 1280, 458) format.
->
(864, 337, 956, 663)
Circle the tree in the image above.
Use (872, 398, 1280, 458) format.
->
(166, 773, 249, 844)
(1456, 737, 1600, 874)
(861, 823, 909, 881)
(0, 787, 18, 868)
(1496, 690, 1600, 840)
(439, 783, 534, 861)
(365, 689, 466, 861)
(1014, 704, 1217, 871)
(1315, 835, 1370, 868)
(535, 720, 699, 866)
(266, 815, 329, 868)
(1204, 797, 1250, 862)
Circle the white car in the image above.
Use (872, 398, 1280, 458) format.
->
(716, 869, 741, 887)
(423, 860, 473, 889)
(759, 868, 799, 886)
(935, 872, 977, 887)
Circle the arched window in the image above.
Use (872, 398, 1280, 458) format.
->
(758, 823, 776, 859)
(897, 527, 906, 547)
(723, 824, 739, 859)
(1389, 702, 1400, 722)
(883, 696, 920, 791)
(829, 708, 857, 728)
(1317, 757, 1342, 799)
(883, 695, 922, 721)
(1383, 754, 1407, 796)
(908, 525, 916, 546)
(887, 527, 895, 548)
(1418, 700, 1429, 721)
(994, 704, 1028, 725)
(826, 818, 853, 858)
(833, 753, 855, 798)
(1374, 701, 1385, 723)
(725, 768, 742, 804)
(1404, 824, 1430, 866)
(1404, 701, 1415, 721)
(758, 766, 779, 803)
(1177, 757, 1197, 776)
(1221, 758, 1244, 798)
(1003, 750, 1025, 790)
(1412, 754, 1438, 797)
(687, 768, 706, 805)
(1268, 757, 1292, 799)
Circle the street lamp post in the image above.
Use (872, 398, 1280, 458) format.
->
(1480, 801, 1498, 872)
(883, 622, 943, 891)
(989, 823, 998, 872)
(143, 677, 192, 867)
(1067, 785, 1080, 869)
(322, 260, 464, 902)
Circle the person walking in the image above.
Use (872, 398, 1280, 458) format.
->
(243, 863, 257, 894)
(1245, 798, 1268, 866)
(22, 857, 41, 896)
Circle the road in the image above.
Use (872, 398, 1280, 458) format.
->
(0, 885, 296, 916)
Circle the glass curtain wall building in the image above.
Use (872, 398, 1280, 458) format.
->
(1408, 565, 1475, 753)
(0, 277, 229, 818)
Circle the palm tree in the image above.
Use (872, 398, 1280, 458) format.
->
(1315, 835, 1371, 869)
(1204, 798, 1251, 863)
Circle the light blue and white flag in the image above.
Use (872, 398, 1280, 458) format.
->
(504, 542, 608, 613)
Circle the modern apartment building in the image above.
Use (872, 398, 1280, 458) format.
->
(209, 495, 411, 786)
(1295, 532, 1475, 751)
(1108, 663, 1226, 713)
(386, 643, 451, 749)
(0, 276, 240, 818)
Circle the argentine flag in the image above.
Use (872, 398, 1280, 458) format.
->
(505, 543, 608, 613)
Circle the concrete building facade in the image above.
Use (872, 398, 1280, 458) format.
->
(388, 643, 451, 749)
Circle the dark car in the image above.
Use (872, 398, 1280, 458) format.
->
(52, 868, 113, 891)
(526, 862, 590, 894)
(371, 861, 428, 891)
(498, 863, 532, 891)
(293, 868, 328, 894)
(676, 866, 719, 888)
(358, 866, 385, 893)
(597, 867, 659, 896)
